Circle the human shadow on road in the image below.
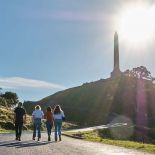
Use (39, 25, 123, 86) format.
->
(0, 140, 53, 148)
(0, 140, 15, 144)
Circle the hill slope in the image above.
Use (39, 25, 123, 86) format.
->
(24, 75, 155, 127)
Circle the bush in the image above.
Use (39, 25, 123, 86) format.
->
(25, 124, 33, 130)
(23, 125, 28, 130)
(149, 128, 155, 140)
(3, 122, 15, 130)
(0, 114, 8, 120)
(0, 121, 6, 129)
(41, 120, 46, 131)
(0, 97, 8, 107)
(97, 128, 111, 138)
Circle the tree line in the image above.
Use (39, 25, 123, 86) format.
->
(0, 88, 19, 107)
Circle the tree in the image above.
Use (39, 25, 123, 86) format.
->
(23, 101, 35, 114)
(1, 91, 19, 106)
(0, 88, 2, 95)
(0, 97, 8, 107)
(124, 66, 153, 80)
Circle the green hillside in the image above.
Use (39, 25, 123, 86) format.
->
(24, 75, 155, 127)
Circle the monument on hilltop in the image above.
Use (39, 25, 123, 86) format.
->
(111, 32, 122, 77)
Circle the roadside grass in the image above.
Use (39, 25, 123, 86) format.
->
(64, 130, 155, 154)
(0, 128, 14, 133)
(62, 122, 79, 130)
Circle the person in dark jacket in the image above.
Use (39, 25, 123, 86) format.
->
(14, 102, 26, 141)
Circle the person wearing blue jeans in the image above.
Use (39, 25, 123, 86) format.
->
(46, 121, 52, 137)
(32, 105, 44, 141)
(44, 106, 54, 141)
(53, 105, 65, 141)
(33, 118, 41, 140)
(54, 119, 62, 141)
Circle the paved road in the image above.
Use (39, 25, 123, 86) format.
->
(66, 123, 128, 132)
(0, 132, 154, 155)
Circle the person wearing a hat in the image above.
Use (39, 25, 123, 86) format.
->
(32, 105, 44, 141)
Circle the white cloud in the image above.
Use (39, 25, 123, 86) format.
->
(0, 77, 66, 90)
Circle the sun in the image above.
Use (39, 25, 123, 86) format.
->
(117, 5, 155, 44)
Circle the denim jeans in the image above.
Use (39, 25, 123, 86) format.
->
(54, 119, 62, 138)
(46, 121, 53, 137)
(33, 118, 41, 138)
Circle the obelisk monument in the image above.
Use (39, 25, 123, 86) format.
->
(111, 32, 121, 77)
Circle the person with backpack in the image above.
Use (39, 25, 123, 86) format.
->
(53, 105, 65, 141)
(32, 105, 44, 141)
(44, 106, 54, 141)
(14, 102, 26, 141)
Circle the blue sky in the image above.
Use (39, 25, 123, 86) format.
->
(0, 0, 155, 101)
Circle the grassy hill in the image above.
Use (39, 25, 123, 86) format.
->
(24, 75, 155, 128)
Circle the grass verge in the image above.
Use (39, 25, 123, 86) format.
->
(0, 128, 14, 133)
(64, 130, 155, 154)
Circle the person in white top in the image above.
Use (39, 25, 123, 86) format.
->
(53, 105, 65, 141)
(32, 105, 44, 141)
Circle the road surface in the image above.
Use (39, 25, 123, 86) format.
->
(65, 123, 128, 132)
(0, 132, 154, 155)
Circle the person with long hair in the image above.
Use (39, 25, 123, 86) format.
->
(32, 105, 44, 141)
(53, 105, 65, 141)
(44, 106, 54, 141)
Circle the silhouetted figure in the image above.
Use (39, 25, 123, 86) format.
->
(32, 105, 44, 141)
(53, 105, 65, 141)
(14, 102, 26, 141)
(44, 106, 54, 141)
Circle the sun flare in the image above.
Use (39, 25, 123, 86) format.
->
(117, 5, 155, 44)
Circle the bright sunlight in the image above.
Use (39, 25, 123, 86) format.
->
(117, 4, 155, 44)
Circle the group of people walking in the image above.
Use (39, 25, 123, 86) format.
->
(14, 102, 65, 142)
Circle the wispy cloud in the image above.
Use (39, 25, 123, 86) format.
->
(0, 77, 66, 90)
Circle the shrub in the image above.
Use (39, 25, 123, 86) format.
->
(25, 124, 33, 130)
(23, 125, 28, 130)
(97, 128, 111, 138)
(149, 128, 155, 141)
(3, 122, 15, 130)
(41, 120, 46, 131)
(0, 121, 6, 129)
(0, 114, 8, 120)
